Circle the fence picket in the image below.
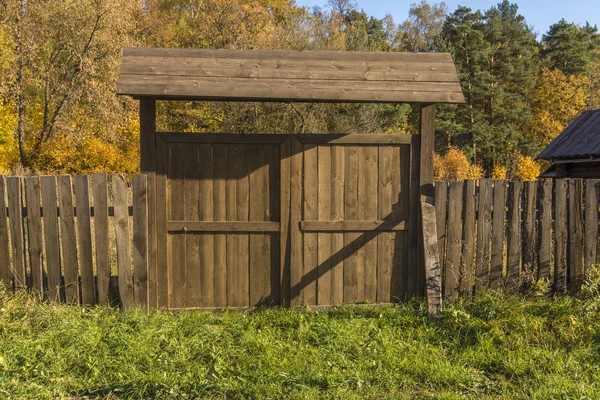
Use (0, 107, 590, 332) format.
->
(57, 175, 79, 303)
(506, 181, 522, 290)
(444, 180, 463, 300)
(476, 179, 492, 290)
(569, 179, 584, 293)
(490, 180, 506, 290)
(24, 177, 44, 294)
(0, 176, 11, 288)
(523, 181, 537, 274)
(74, 175, 95, 305)
(585, 180, 599, 275)
(7, 177, 26, 289)
(461, 180, 476, 293)
(92, 173, 110, 305)
(434, 181, 447, 278)
(133, 175, 149, 308)
(554, 179, 568, 293)
(538, 180, 552, 280)
(40, 176, 61, 301)
(113, 174, 133, 309)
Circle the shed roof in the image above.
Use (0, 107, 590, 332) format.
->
(537, 109, 600, 160)
(116, 48, 465, 104)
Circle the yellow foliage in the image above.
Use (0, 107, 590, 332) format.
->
(514, 155, 541, 181)
(491, 165, 507, 180)
(434, 148, 483, 181)
(0, 102, 19, 173)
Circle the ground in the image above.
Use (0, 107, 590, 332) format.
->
(1, 284, 600, 399)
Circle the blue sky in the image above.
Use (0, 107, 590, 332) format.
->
(294, 0, 600, 38)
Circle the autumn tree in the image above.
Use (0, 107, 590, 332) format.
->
(395, 1, 448, 52)
(541, 20, 599, 75)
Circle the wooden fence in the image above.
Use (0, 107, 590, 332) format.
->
(435, 178, 599, 299)
(0, 174, 148, 309)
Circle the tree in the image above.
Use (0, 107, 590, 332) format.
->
(541, 19, 599, 75)
(396, 1, 448, 52)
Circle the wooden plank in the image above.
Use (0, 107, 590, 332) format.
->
(585, 180, 599, 276)
(303, 143, 318, 306)
(24, 177, 43, 294)
(461, 180, 476, 294)
(7, 177, 26, 289)
(249, 145, 267, 307)
(362, 146, 378, 303)
(74, 175, 95, 305)
(344, 145, 360, 302)
(377, 146, 393, 303)
(158, 132, 287, 144)
(92, 173, 110, 305)
(212, 144, 227, 307)
(568, 179, 584, 293)
(169, 221, 280, 232)
(0, 176, 10, 288)
(133, 175, 149, 308)
(57, 175, 78, 302)
(290, 137, 304, 306)
(476, 179, 492, 291)
(506, 181, 522, 290)
(184, 144, 200, 307)
(279, 138, 291, 306)
(444, 180, 463, 300)
(169, 143, 186, 308)
(296, 134, 413, 145)
(113, 174, 133, 309)
(226, 144, 241, 307)
(40, 176, 60, 301)
(490, 180, 506, 290)
(317, 145, 332, 305)
(301, 220, 407, 231)
(155, 136, 169, 308)
(421, 200, 442, 315)
(236, 145, 250, 308)
(537, 180, 553, 280)
(139, 98, 157, 308)
(394, 145, 410, 301)
(434, 181, 448, 283)
(407, 136, 421, 299)
(522, 181, 537, 274)
(266, 144, 279, 305)
(554, 179, 568, 293)
(331, 145, 345, 306)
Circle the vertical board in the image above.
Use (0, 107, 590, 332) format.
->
(522, 181, 537, 274)
(331, 145, 345, 305)
(226, 145, 241, 306)
(290, 137, 303, 306)
(434, 181, 448, 278)
(444, 180, 463, 300)
(585, 180, 599, 275)
(183, 144, 200, 307)
(490, 180, 506, 290)
(155, 136, 169, 308)
(506, 181, 522, 290)
(377, 147, 393, 303)
(249, 145, 267, 306)
(74, 175, 95, 305)
(554, 179, 568, 293)
(40, 176, 61, 301)
(344, 145, 359, 302)
(407, 136, 421, 299)
(113, 174, 133, 309)
(393, 145, 410, 300)
(267, 145, 280, 305)
(7, 177, 26, 289)
(303, 144, 318, 305)
(538, 180, 553, 280)
(461, 180, 476, 293)
(213, 144, 228, 307)
(421, 200, 442, 315)
(236, 145, 250, 307)
(0, 176, 10, 288)
(169, 143, 186, 308)
(279, 139, 291, 306)
(57, 175, 78, 302)
(568, 179, 584, 293)
(92, 173, 110, 305)
(24, 177, 43, 294)
(317, 145, 332, 305)
(362, 146, 378, 303)
(133, 175, 149, 308)
(476, 179, 492, 290)
(199, 144, 215, 307)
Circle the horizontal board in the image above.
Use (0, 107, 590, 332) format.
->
(295, 134, 413, 145)
(300, 220, 407, 232)
(167, 221, 280, 232)
(157, 132, 287, 144)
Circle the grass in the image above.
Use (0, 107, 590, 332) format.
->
(2, 285, 600, 399)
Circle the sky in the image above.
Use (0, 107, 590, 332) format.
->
(294, 0, 600, 38)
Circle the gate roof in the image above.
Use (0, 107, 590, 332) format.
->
(117, 48, 465, 104)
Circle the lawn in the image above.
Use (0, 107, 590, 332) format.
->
(1, 283, 600, 399)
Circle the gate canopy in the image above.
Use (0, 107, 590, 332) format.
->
(117, 48, 465, 104)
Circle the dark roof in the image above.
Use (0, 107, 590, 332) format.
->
(537, 109, 600, 160)
(116, 48, 465, 104)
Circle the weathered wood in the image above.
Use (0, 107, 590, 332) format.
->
(568, 179, 584, 293)
(331, 145, 345, 305)
(362, 146, 378, 303)
(158, 132, 287, 144)
(7, 177, 26, 289)
(212, 144, 228, 307)
(289, 137, 303, 306)
(24, 177, 43, 294)
(266, 144, 279, 305)
(344, 145, 360, 302)
(40, 176, 60, 301)
(522, 181, 537, 274)
(434, 181, 447, 282)
(476, 179, 492, 290)
(74, 175, 95, 305)
(296, 134, 413, 145)
(444, 180, 463, 300)
(538, 180, 553, 280)
(506, 181, 522, 290)
(303, 144, 318, 305)
(300, 220, 407, 231)
(317, 145, 332, 305)
(113, 174, 134, 309)
(236, 145, 250, 308)
(0, 177, 12, 288)
(554, 179, 568, 293)
(199, 144, 214, 308)
(155, 136, 169, 308)
(392, 145, 410, 301)
(421, 200, 442, 315)
(92, 173, 110, 305)
(57, 175, 78, 302)
(377, 146, 393, 303)
(133, 175, 149, 308)
(490, 180, 506, 290)
(226, 144, 241, 306)
(183, 144, 200, 307)
(279, 138, 291, 306)
(169, 143, 187, 308)
(461, 180, 476, 294)
(584, 180, 599, 276)
(249, 145, 267, 307)
(407, 135, 421, 299)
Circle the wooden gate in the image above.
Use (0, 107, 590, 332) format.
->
(154, 133, 418, 309)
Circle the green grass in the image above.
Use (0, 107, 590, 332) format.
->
(2, 286, 600, 399)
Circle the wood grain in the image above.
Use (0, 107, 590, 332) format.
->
(24, 177, 43, 295)
(74, 175, 95, 305)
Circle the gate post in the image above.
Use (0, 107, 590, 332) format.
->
(140, 97, 157, 309)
